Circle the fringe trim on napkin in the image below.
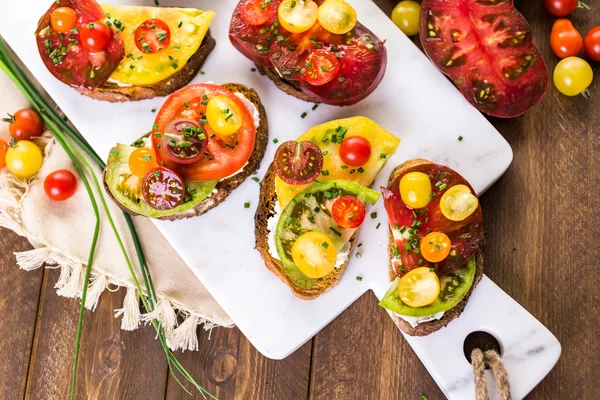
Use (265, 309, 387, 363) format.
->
(0, 134, 225, 351)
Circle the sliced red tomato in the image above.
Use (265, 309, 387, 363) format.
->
(135, 19, 171, 54)
(332, 196, 366, 229)
(242, 0, 274, 26)
(35, 0, 124, 90)
(303, 49, 340, 86)
(142, 167, 185, 210)
(382, 162, 483, 278)
(420, 0, 548, 118)
(274, 140, 323, 185)
(153, 84, 256, 181)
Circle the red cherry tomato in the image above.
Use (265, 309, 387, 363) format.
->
(339, 136, 371, 167)
(51, 7, 77, 33)
(135, 19, 171, 54)
(44, 170, 78, 201)
(0, 139, 8, 169)
(584, 26, 600, 61)
(4, 109, 44, 141)
(302, 49, 340, 86)
(241, 0, 274, 26)
(80, 21, 111, 52)
(142, 167, 185, 210)
(544, 0, 578, 17)
(160, 118, 208, 165)
(331, 196, 366, 229)
(274, 140, 324, 185)
(550, 19, 583, 59)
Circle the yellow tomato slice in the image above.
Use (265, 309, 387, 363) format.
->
(278, 0, 318, 34)
(399, 171, 432, 209)
(206, 95, 243, 136)
(317, 0, 357, 35)
(292, 231, 337, 279)
(440, 184, 479, 221)
(397, 267, 440, 307)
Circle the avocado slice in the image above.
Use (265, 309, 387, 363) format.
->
(379, 257, 477, 317)
(105, 143, 218, 218)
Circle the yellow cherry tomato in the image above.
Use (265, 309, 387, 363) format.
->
(317, 0, 357, 35)
(554, 57, 593, 96)
(128, 147, 159, 177)
(278, 0, 318, 34)
(399, 171, 432, 209)
(206, 95, 243, 136)
(391, 1, 421, 36)
(291, 231, 337, 279)
(397, 267, 440, 307)
(440, 184, 479, 221)
(420, 232, 452, 263)
(6, 140, 43, 179)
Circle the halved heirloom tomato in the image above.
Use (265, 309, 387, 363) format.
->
(153, 84, 256, 181)
(420, 0, 548, 118)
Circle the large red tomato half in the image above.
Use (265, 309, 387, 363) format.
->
(35, 0, 124, 90)
(153, 84, 256, 182)
(420, 0, 548, 118)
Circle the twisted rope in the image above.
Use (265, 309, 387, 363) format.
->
(471, 348, 511, 400)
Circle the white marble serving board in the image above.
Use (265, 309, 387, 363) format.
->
(0, 0, 560, 398)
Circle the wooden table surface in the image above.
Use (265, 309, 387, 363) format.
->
(1, 1, 598, 399)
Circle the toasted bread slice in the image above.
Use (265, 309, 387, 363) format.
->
(255, 65, 315, 103)
(103, 82, 268, 221)
(255, 165, 358, 300)
(77, 31, 216, 102)
(385, 159, 484, 336)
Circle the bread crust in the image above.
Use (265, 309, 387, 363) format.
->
(254, 165, 357, 300)
(102, 82, 268, 221)
(77, 31, 216, 102)
(254, 64, 317, 104)
(385, 159, 485, 336)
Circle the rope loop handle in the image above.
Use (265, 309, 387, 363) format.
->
(471, 348, 511, 400)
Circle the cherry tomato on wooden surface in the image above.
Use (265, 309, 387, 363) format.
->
(584, 27, 600, 61)
(5, 140, 43, 179)
(331, 196, 366, 229)
(242, 0, 275, 26)
(3, 109, 44, 141)
(0, 139, 8, 169)
(135, 19, 171, 54)
(550, 19, 583, 59)
(80, 21, 112, 52)
(544, 0, 588, 17)
(128, 147, 159, 177)
(142, 167, 185, 210)
(44, 170, 77, 201)
(50, 7, 77, 33)
(553, 56, 593, 96)
(302, 49, 340, 86)
(339, 136, 371, 167)
(391, 1, 420, 36)
(274, 140, 323, 185)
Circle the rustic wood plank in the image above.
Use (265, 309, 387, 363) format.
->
(0, 229, 43, 400)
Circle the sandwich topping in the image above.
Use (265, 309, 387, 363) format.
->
(229, 0, 387, 106)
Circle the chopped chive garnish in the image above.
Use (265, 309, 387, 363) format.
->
(356, 276, 363, 281)
(458, 135, 464, 141)
(244, 202, 250, 209)
(380, 152, 387, 159)
(330, 227, 342, 236)
(251, 177, 260, 183)
(376, 223, 381, 229)
(273, 138, 279, 144)
(321, 241, 329, 249)
(301, 112, 307, 118)
(312, 104, 318, 110)
(429, 268, 435, 272)
(371, 212, 377, 219)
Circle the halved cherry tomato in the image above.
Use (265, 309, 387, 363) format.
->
(135, 19, 171, 54)
(397, 267, 440, 307)
(550, 19, 583, 59)
(274, 140, 323, 185)
(544, 0, 581, 17)
(128, 147, 159, 177)
(302, 49, 340, 86)
(242, 0, 274, 26)
(331, 196, 366, 229)
(339, 136, 371, 167)
(278, 0, 318, 34)
(3, 109, 44, 141)
(317, 0, 357, 35)
(420, 231, 451, 263)
(206, 95, 243, 136)
(291, 231, 337, 279)
(584, 27, 600, 61)
(440, 184, 479, 221)
(80, 21, 111, 52)
(5, 140, 43, 179)
(44, 170, 78, 201)
(159, 119, 208, 165)
(0, 139, 8, 169)
(399, 171, 431, 209)
(142, 167, 185, 210)
(51, 7, 77, 33)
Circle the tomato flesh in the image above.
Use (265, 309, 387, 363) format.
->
(135, 19, 171, 54)
(382, 162, 483, 278)
(242, 0, 275, 26)
(5, 109, 44, 141)
(331, 196, 366, 229)
(153, 84, 256, 181)
(142, 167, 185, 210)
(44, 170, 78, 201)
(420, 0, 548, 118)
(303, 49, 340, 86)
(274, 140, 323, 185)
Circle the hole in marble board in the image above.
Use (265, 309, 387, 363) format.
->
(463, 331, 502, 370)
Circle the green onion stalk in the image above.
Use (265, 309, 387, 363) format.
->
(0, 40, 216, 400)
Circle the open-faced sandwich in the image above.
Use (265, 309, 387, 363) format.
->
(256, 117, 400, 299)
(36, 0, 215, 101)
(379, 159, 484, 336)
(229, 0, 387, 106)
(103, 83, 268, 220)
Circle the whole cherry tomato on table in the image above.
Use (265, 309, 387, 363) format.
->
(3, 108, 44, 141)
(584, 27, 600, 62)
(391, 1, 421, 36)
(550, 19, 583, 59)
(544, 0, 588, 17)
(5, 140, 43, 179)
(0, 139, 8, 169)
(553, 56, 593, 96)
(44, 170, 78, 201)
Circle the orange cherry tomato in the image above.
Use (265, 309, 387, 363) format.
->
(4, 109, 44, 141)
(80, 21, 111, 52)
(302, 49, 340, 86)
(584, 26, 600, 61)
(550, 19, 583, 59)
(331, 196, 366, 229)
(0, 139, 8, 169)
(419, 231, 452, 263)
(129, 147, 159, 177)
(51, 7, 77, 33)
